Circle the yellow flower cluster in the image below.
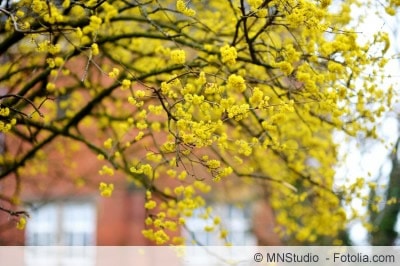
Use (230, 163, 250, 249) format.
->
(141, 178, 213, 245)
(227, 104, 250, 121)
(285, 0, 327, 30)
(212, 166, 233, 181)
(176, 0, 196, 16)
(250, 87, 271, 109)
(102, 2, 118, 22)
(144, 200, 157, 210)
(130, 164, 153, 177)
(91, 43, 99, 56)
(83, 15, 103, 36)
(31, 0, 45, 13)
(46, 57, 64, 69)
(103, 138, 113, 149)
(146, 151, 163, 162)
(275, 61, 293, 76)
(99, 182, 114, 197)
(206, 159, 221, 169)
(248, 0, 263, 10)
(36, 41, 60, 54)
(235, 140, 252, 156)
(99, 165, 114, 176)
(0, 107, 10, 117)
(121, 79, 131, 90)
(142, 228, 171, 245)
(108, 68, 120, 79)
(16, 217, 27, 230)
(227, 74, 246, 92)
(42, 3, 64, 24)
(386, 0, 400, 15)
(170, 49, 186, 64)
(193, 181, 211, 193)
(62, 0, 70, 8)
(0, 116, 16, 133)
(220, 45, 237, 65)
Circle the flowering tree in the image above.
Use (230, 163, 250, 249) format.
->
(0, 0, 398, 245)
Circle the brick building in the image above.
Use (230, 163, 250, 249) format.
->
(0, 136, 280, 246)
(0, 56, 281, 247)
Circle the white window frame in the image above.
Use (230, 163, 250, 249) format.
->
(184, 203, 256, 246)
(26, 200, 96, 246)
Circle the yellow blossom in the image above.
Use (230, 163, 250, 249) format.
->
(220, 45, 237, 65)
(0, 108, 10, 117)
(145, 200, 157, 210)
(103, 138, 113, 149)
(99, 165, 114, 176)
(170, 49, 186, 64)
(108, 68, 120, 78)
(121, 79, 131, 90)
(99, 182, 114, 197)
(227, 74, 246, 92)
(46, 82, 56, 91)
(91, 43, 99, 55)
(176, 0, 196, 16)
(16, 217, 27, 230)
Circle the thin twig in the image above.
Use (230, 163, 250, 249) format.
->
(0, 205, 29, 218)
(0, 94, 44, 117)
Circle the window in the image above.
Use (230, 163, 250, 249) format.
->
(26, 200, 96, 246)
(184, 203, 256, 245)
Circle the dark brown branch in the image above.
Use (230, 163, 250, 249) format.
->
(0, 205, 29, 218)
(0, 94, 44, 117)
